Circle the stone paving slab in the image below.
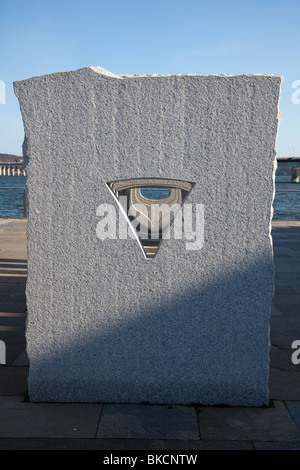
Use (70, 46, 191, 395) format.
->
(273, 253, 291, 258)
(254, 441, 300, 450)
(3, 343, 26, 365)
(0, 285, 26, 304)
(0, 314, 26, 328)
(0, 396, 102, 438)
(283, 243, 300, 250)
(271, 315, 300, 332)
(273, 248, 300, 257)
(271, 330, 300, 348)
(276, 259, 300, 266)
(274, 265, 300, 274)
(0, 438, 255, 450)
(97, 404, 199, 440)
(275, 279, 300, 287)
(270, 345, 300, 371)
(273, 286, 300, 294)
(269, 369, 300, 400)
(0, 262, 27, 270)
(271, 304, 283, 316)
(0, 302, 27, 314)
(275, 273, 300, 281)
(0, 277, 26, 284)
(273, 244, 300, 251)
(285, 401, 300, 429)
(0, 437, 299, 450)
(271, 222, 300, 226)
(273, 239, 300, 245)
(0, 267, 27, 276)
(122, 439, 254, 450)
(12, 349, 29, 366)
(274, 231, 300, 238)
(0, 438, 125, 450)
(196, 401, 300, 442)
(272, 294, 300, 304)
(274, 305, 300, 316)
(0, 327, 26, 344)
(0, 367, 28, 395)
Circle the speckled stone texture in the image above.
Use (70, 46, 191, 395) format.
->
(14, 68, 283, 405)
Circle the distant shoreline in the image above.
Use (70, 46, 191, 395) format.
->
(0, 154, 23, 164)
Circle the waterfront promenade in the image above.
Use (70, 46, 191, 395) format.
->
(0, 218, 299, 450)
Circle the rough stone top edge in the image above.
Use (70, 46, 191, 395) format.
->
(90, 66, 284, 80)
(13, 66, 284, 85)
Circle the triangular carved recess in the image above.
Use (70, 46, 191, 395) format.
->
(107, 178, 195, 259)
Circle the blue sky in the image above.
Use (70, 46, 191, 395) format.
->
(0, 0, 299, 157)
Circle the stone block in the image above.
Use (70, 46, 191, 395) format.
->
(14, 67, 282, 404)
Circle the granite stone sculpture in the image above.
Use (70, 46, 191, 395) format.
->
(14, 67, 283, 405)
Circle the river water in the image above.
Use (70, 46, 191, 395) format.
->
(0, 175, 299, 220)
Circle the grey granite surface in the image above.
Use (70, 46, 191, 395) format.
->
(14, 68, 282, 404)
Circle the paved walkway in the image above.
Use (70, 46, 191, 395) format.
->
(0, 218, 299, 450)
